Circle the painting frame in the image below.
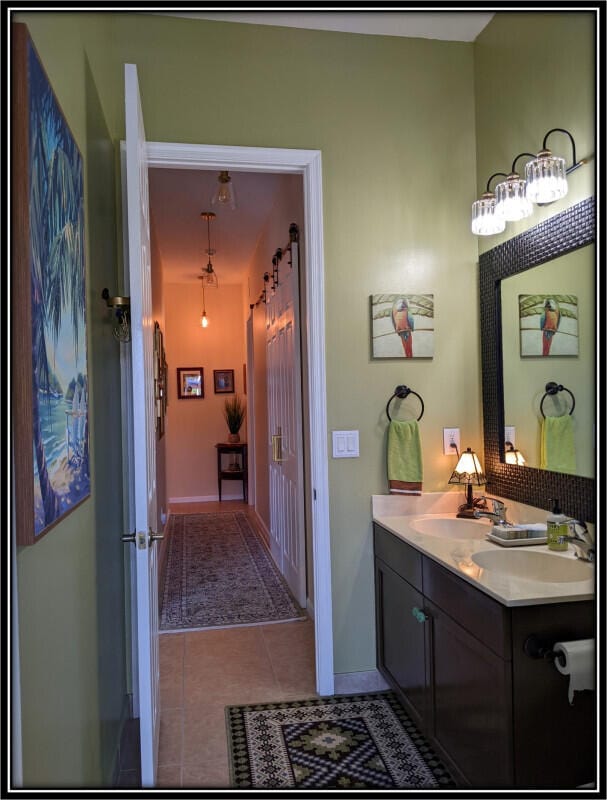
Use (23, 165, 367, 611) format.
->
(177, 367, 204, 399)
(214, 369, 235, 394)
(518, 293, 579, 357)
(154, 322, 168, 437)
(370, 293, 435, 359)
(12, 23, 90, 546)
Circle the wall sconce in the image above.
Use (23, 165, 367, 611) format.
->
(505, 441, 526, 466)
(472, 128, 588, 236)
(101, 288, 131, 342)
(210, 170, 237, 210)
(448, 447, 487, 518)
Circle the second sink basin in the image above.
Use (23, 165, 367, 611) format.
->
(471, 549, 594, 583)
(408, 514, 491, 540)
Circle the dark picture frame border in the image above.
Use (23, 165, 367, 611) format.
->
(214, 369, 235, 394)
(177, 367, 204, 399)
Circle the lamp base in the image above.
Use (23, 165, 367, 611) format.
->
(456, 505, 478, 519)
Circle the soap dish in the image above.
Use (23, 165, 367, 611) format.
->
(486, 530, 547, 547)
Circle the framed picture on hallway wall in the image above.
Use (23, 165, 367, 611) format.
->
(214, 369, 235, 394)
(12, 23, 90, 546)
(177, 367, 204, 399)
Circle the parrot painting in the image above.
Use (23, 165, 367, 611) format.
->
(540, 298, 560, 356)
(391, 297, 415, 357)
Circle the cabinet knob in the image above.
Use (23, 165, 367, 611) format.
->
(412, 606, 428, 623)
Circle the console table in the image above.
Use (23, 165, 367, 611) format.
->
(215, 442, 248, 502)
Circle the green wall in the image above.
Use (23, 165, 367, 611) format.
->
(12, 10, 596, 787)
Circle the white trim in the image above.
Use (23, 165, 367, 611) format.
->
(333, 670, 390, 695)
(147, 141, 333, 696)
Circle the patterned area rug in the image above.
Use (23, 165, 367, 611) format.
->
(160, 511, 305, 631)
(226, 692, 456, 789)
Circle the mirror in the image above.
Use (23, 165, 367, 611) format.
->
(479, 197, 595, 523)
(501, 244, 595, 478)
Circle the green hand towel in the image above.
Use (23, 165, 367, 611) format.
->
(387, 419, 423, 494)
(540, 414, 576, 474)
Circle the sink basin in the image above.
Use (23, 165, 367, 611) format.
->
(471, 550, 594, 583)
(408, 515, 491, 540)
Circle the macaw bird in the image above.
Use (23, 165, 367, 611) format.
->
(391, 298, 415, 358)
(540, 298, 560, 356)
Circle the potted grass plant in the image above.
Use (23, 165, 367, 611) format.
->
(224, 394, 246, 443)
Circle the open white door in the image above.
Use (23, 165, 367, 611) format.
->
(124, 63, 161, 787)
(266, 237, 306, 607)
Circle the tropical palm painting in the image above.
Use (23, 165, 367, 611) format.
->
(28, 37, 89, 537)
(371, 294, 435, 358)
(519, 294, 579, 357)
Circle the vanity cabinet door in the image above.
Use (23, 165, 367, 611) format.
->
(427, 599, 514, 788)
(375, 558, 429, 731)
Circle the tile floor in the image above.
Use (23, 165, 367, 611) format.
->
(156, 501, 317, 788)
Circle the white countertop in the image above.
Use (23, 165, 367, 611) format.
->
(372, 493, 595, 607)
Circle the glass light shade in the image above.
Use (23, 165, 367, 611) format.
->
(494, 174, 533, 221)
(525, 150, 568, 204)
(471, 193, 506, 236)
(449, 448, 486, 485)
(505, 447, 525, 465)
(211, 171, 237, 210)
(201, 266, 219, 289)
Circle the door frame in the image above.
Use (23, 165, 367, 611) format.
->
(146, 141, 334, 696)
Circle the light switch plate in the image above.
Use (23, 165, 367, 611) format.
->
(332, 430, 360, 458)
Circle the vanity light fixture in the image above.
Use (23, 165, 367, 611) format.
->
(448, 447, 487, 518)
(505, 441, 526, 466)
(494, 153, 535, 222)
(473, 128, 589, 236)
(199, 211, 219, 289)
(211, 170, 237, 210)
(471, 172, 508, 236)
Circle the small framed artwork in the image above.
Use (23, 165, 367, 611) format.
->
(177, 367, 204, 398)
(214, 369, 235, 394)
(519, 294, 579, 357)
(370, 294, 435, 358)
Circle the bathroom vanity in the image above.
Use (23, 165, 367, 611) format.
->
(372, 495, 595, 789)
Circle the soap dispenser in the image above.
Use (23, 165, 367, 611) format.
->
(546, 499, 569, 551)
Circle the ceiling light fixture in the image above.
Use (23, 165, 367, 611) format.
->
(199, 279, 209, 328)
(211, 170, 237, 210)
(199, 211, 219, 289)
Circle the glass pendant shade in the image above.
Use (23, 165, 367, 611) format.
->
(505, 448, 525, 465)
(494, 173, 533, 221)
(525, 150, 568, 204)
(211, 171, 237, 210)
(471, 192, 506, 236)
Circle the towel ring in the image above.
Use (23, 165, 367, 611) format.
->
(540, 381, 575, 418)
(386, 385, 425, 422)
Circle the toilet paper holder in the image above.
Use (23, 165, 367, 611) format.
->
(523, 634, 566, 667)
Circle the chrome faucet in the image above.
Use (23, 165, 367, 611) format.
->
(559, 520, 595, 562)
(473, 497, 509, 525)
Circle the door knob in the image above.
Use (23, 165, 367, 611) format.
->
(121, 533, 137, 543)
(148, 529, 164, 545)
(412, 606, 428, 623)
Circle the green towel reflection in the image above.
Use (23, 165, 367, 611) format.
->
(540, 414, 576, 474)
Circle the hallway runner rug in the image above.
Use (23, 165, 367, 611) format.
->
(160, 511, 306, 631)
(226, 692, 456, 789)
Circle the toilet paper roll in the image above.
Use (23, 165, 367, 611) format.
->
(553, 639, 595, 705)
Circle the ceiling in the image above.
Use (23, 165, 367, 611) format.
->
(149, 168, 296, 286)
(149, 12, 496, 286)
(157, 11, 495, 42)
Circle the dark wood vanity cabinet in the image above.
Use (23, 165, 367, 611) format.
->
(373, 523, 595, 789)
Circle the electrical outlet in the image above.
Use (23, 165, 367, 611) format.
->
(443, 427, 461, 456)
(504, 426, 515, 448)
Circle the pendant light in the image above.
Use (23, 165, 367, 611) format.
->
(211, 170, 237, 210)
(200, 211, 219, 288)
(199, 279, 209, 328)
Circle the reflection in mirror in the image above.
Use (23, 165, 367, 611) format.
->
(479, 197, 595, 523)
(501, 245, 595, 478)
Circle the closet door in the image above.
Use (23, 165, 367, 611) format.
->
(266, 239, 306, 607)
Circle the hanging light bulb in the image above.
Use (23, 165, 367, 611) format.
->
(211, 170, 237, 210)
(200, 211, 219, 288)
(199, 279, 209, 328)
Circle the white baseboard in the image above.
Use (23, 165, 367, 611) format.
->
(333, 670, 390, 695)
(168, 494, 244, 504)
